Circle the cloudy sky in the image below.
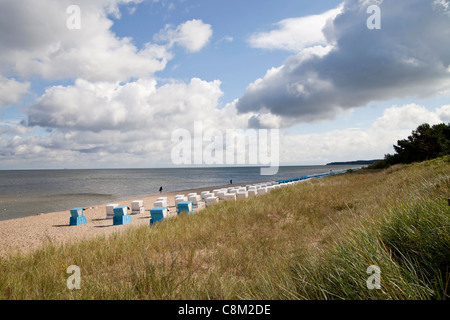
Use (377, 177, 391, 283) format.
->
(0, 0, 449, 169)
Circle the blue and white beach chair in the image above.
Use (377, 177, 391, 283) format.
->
(69, 207, 87, 226)
(150, 206, 169, 225)
(113, 206, 132, 225)
(177, 201, 194, 214)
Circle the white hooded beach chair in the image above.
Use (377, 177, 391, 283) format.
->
(205, 196, 219, 207)
(201, 191, 210, 198)
(131, 200, 145, 214)
(175, 196, 188, 206)
(217, 191, 227, 200)
(106, 203, 119, 219)
(188, 195, 201, 205)
(236, 191, 248, 199)
(224, 193, 236, 201)
(257, 188, 268, 195)
(156, 197, 168, 207)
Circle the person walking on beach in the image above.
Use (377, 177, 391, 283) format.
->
(230, 179, 232, 184)
(159, 186, 163, 194)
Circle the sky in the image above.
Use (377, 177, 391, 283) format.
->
(0, 0, 449, 169)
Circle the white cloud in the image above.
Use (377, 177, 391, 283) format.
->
(237, 0, 450, 126)
(0, 0, 235, 168)
(0, 76, 30, 108)
(248, 4, 343, 52)
(1, 101, 448, 167)
(155, 19, 213, 53)
(17, 77, 252, 167)
(433, 0, 450, 12)
(372, 104, 443, 129)
(436, 105, 450, 122)
(1, 0, 449, 170)
(0, 0, 169, 82)
(215, 35, 234, 46)
(28, 77, 226, 132)
(279, 103, 450, 164)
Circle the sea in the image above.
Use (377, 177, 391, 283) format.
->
(0, 165, 359, 221)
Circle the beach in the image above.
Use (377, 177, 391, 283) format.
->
(0, 181, 273, 257)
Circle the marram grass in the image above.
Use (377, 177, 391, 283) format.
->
(0, 157, 449, 300)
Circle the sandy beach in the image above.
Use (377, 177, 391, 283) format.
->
(0, 181, 274, 258)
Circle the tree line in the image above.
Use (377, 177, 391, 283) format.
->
(369, 123, 450, 169)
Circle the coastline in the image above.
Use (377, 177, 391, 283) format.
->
(0, 179, 278, 258)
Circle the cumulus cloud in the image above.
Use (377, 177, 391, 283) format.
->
(437, 105, 450, 122)
(372, 104, 444, 129)
(433, 0, 450, 13)
(248, 4, 343, 52)
(279, 103, 450, 164)
(10, 77, 253, 167)
(237, 0, 450, 127)
(2, 0, 449, 169)
(0, 0, 233, 168)
(0, 0, 169, 82)
(155, 19, 213, 53)
(27, 77, 249, 133)
(5, 102, 447, 168)
(0, 76, 30, 107)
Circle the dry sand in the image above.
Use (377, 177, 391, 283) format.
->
(0, 181, 273, 258)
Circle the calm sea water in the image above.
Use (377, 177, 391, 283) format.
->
(0, 165, 357, 221)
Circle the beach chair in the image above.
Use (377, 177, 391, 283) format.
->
(188, 195, 201, 206)
(105, 203, 118, 219)
(131, 200, 145, 215)
(69, 207, 87, 226)
(257, 188, 268, 195)
(175, 196, 188, 206)
(200, 191, 210, 199)
(203, 192, 214, 199)
(224, 193, 237, 201)
(157, 197, 168, 206)
(154, 200, 165, 208)
(236, 191, 248, 199)
(248, 190, 257, 197)
(150, 207, 169, 226)
(205, 196, 219, 207)
(155, 197, 168, 207)
(217, 191, 227, 200)
(177, 201, 194, 214)
(113, 206, 132, 225)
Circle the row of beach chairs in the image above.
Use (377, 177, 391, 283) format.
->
(68, 180, 305, 226)
(68, 169, 358, 227)
(68, 195, 195, 226)
(195, 179, 307, 207)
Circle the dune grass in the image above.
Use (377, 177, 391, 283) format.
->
(0, 157, 448, 300)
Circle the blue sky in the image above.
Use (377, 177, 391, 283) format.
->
(110, 0, 343, 104)
(0, 0, 449, 169)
